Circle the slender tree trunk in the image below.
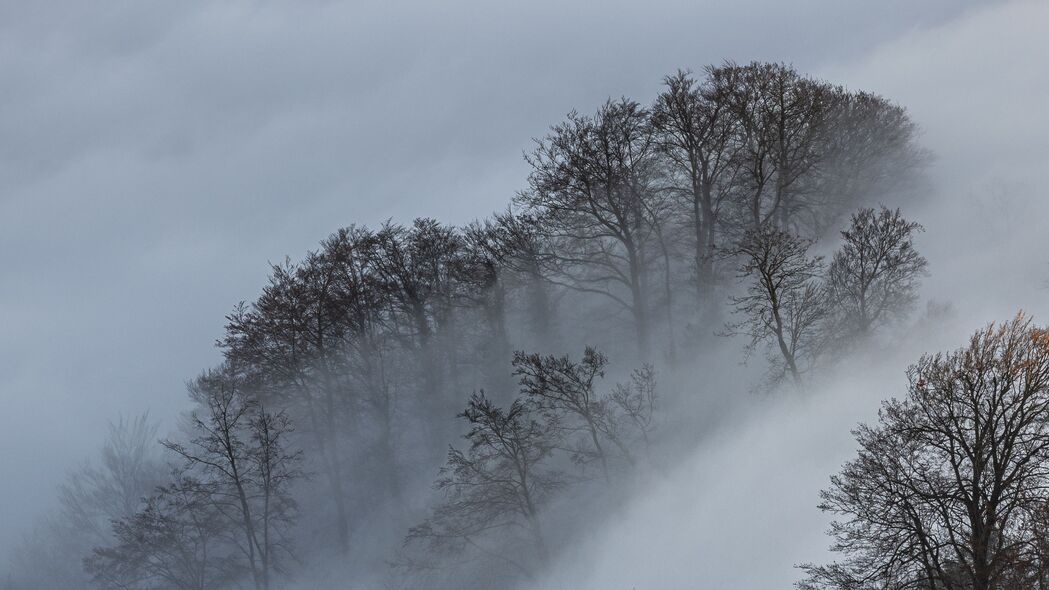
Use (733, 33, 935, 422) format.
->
(692, 176, 706, 304)
(701, 179, 717, 293)
(527, 268, 554, 344)
(303, 399, 351, 555)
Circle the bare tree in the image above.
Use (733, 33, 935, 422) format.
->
(58, 413, 165, 546)
(721, 62, 835, 235)
(652, 68, 739, 301)
(223, 253, 357, 556)
(487, 209, 558, 344)
(513, 347, 653, 478)
(610, 363, 659, 451)
(458, 220, 516, 390)
(86, 475, 243, 590)
(5, 414, 165, 590)
(819, 91, 930, 223)
(727, 224, 827, 384)
(826, 206, 928, 339)
(519, 98, 667, 356)
(800, 314, 1049, 590)
(163, 368, 302, 590)
(372, 219, 469, 425)
(405, 393, 562, 581)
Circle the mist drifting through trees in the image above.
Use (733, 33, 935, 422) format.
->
(4, 2, 1049, 589)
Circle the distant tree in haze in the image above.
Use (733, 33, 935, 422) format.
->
(727, 224, 827, 384)
(825, 206, 928, 339)
(519, 98, 669, 356)
(721, 62, 834, 235)
(513, 347, 657, 478)
(4, 413, 164, 590)
(652, 68, 739, 301)
(800, 314, 1049, 590)
(405, 393, 563, 581)
(86, 474, 242, 590)
(162, 367, 302, 590)
(59, 413, 165, 545)
(818, 91, 930, 225)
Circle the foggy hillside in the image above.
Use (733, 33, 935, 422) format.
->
(3, 1, 1048, 589)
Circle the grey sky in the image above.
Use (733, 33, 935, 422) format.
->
(0, 0, 1007, 563)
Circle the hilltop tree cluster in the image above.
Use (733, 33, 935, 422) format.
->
(3, 62, 931, 590)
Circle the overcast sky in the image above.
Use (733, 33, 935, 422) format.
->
(0, 0, 1027, 562)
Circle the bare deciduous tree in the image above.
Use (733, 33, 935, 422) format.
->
(163, 368, 302, 590)
(723, 62, 834, 235)
(727, 224, 827, 384)
(800, 314, 1049, 590)
(405, 393, 562, 581)
(5, 414, 166, 590)
(652, 68, 739, 300)
(610, 363, 659, 451)
(826, 206, 928, 338)
(487, 209, 558, 344)
(819, 91, 930, 223)
(513, 347, 654, 478)
(519, 98, 667, 356)
(86, 475, 243, 590)
(58, 413, 164, 546)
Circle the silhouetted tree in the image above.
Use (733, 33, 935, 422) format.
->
(800, 314, 1049, 590)
(520, 98, 668, 356)
(610, 363, 659, 451)
(86, 475, 242, 590)
(727, 224, 827, 384)
(163, 368, 302, 590)
(826, 206, 928, 339)
(487, 209, 558, 344)
(406, 393, 563, 581)
(514, 347, 656, 478)
(722, 62, 834, 235)
(652, 68, 739, 300)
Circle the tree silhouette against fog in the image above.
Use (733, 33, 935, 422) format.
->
(727, 224, 827, 384)
(801, 314, 1049, 590)
(724, 62, 833, 234)
(652, 68, 740, 301)
(1, 60, 934, 590)
(514, 347, 657, 478)
(86, 475, 243, 590)
(520, 98, 669, 356)
(826, 206, 928, 339)
(161, 368, 302, 590)
(406, 393, 563, 581)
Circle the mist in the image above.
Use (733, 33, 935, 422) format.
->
(3, 1, 1048, 589)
